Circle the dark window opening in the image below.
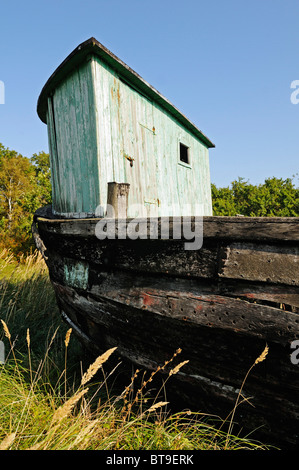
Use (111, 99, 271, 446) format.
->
(179, 143, 190, 164)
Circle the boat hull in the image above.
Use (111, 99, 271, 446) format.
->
(33, 207, 299, 448)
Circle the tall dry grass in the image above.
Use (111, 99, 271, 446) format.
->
(0, 249, 273, 450)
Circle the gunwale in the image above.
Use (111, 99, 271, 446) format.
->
(34, 207, 299, 242)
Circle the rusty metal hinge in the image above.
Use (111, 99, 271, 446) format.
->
(124, 153, 135, 167)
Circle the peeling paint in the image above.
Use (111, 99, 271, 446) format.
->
(47, 53, 213, 219)
(64, 260, 89, 289)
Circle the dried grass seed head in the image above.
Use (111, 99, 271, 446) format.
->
(80, 347, 117, 386)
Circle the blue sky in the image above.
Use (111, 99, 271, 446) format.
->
(0, 0, 299, 187)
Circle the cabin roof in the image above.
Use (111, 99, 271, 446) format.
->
(37, 37, 215, 148)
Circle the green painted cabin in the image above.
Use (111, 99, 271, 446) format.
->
(37, 38, 215, 219)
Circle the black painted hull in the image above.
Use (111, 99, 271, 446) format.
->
(33, 207, 299, 448)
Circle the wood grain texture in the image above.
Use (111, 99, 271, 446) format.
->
(33, 208, 299, 448)
(46, 51, 213, 219)
(47, 62, 99, 217)
(220, 242, 299, 286)
(35, 211, 299, 241)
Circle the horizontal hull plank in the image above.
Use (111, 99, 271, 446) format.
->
(35, 210, 299, 242)
(38, 228, 299, 290)
(39, 230, 219, 279)
(219, 280, 299, 310)
(52, 279, 299, 385)
(86, 283, 299, 345)
(52, 281, 299, 449)
(219, 242, 299, 286)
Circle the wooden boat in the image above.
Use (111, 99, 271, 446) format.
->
(32, 207, 299, 449)
(33, 38, 299, 448)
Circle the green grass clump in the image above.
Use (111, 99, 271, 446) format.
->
(0, 249, 272, 450)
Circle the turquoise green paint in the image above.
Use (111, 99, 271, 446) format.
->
(47, 62, 99, 216)
(43, 40, 214, 218)
(63, 260, 89, 289)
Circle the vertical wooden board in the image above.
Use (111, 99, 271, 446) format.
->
(201, 145, 213, 215)
(93, 59, 116, 212)
(176, 125, 213, 217)
(64, 74, 82, 214)
(176, 129, 195, 216)
(72, 69, 88, 212)
(52, 84, 70, 213)
(50, 89, 63, 212)
(92, 60, 110, 213)
(60, 78, 75, 212)
(118, 81, 144, 214)
(60, 78, 80, 213)
(191, 139, 203, 214)
(46, 104, 60, 213)
(108, 73, 123, 183)
(118, 81, 155, 217)
(74, 63, 99, 214)
(50, 62, 99, 216)
(86, 62, 102, 214)
(138, 94, 158, 216)
(132, 92, 149, 216)
(64, 75, 84, 213)
(152, 104, 178, 216)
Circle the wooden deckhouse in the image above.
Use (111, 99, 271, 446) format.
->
(37, 37, 214, 218)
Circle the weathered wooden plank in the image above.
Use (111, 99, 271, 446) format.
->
(76, 63, 100, 213)
(52, 280, 290, 381)
(36, 211, 299, 242)
(53, 81, 72, 213)
(45, 250, 299, 347)
(220, 242, 299, 286)
(88, 280, 299, 345)
(51, 279, 299, 449)
(203, 216, 299, 241)
(219, 280, 299, 310)
(46, 104, 60, 213)
(45, 246, 299, 311)
(60, 296, 299, 448)
(92, 59, 113, 215)
(36, 213, 299, 287)
(49, 64, 99, 217)
(40, 231, 218, 279)
(44, 237, 299, 313)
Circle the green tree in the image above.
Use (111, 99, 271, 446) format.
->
(0, 143, 51, 254)
(31, 151, 52, 204)
(212, 176, 299, 217)
(211, 183, 237, 216)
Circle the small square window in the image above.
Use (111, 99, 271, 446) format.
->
(179, 143, 190, 164)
